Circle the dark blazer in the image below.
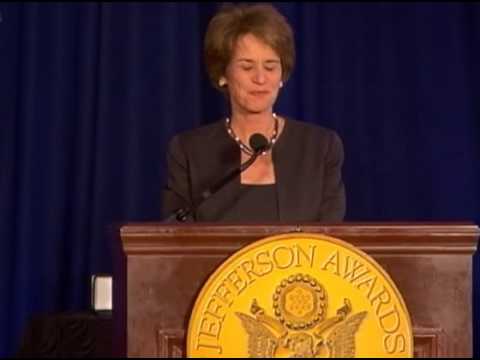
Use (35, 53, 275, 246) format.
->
(162, 118, 346, 222)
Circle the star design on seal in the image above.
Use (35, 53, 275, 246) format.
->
(285, 287, 314, 317)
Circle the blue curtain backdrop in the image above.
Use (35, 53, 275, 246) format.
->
(1, 2, 479, 356)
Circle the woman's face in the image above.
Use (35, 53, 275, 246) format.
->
(224, 33, 283, 116)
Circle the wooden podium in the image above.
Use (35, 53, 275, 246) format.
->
(113, 223, 478, 358)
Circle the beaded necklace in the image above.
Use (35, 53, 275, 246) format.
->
(225, 113, 279, 156)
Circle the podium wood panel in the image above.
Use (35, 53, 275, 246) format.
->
(114, 223, 478, 357)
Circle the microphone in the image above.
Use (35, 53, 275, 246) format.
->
(240, 133, 270, 171)
(166, 133, 270, 222)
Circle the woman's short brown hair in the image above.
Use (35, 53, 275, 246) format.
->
(204, 3, 295, 92)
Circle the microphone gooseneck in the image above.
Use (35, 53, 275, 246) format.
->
(167, 133, 271, 222)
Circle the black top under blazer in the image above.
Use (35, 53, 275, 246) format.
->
(162, 118, 346, 222)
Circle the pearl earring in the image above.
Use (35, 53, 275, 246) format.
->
(279, 81, 284, 88)
(218, 77, 227, 87)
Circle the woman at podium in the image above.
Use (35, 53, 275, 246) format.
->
(162, 4, 345, 223)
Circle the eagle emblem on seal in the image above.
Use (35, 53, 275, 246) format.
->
(236, 274, 367, 358)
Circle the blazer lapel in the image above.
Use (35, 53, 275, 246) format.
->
(273, 119, 302, 222)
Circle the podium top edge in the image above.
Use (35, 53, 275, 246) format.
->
(118, 222, 480, 235)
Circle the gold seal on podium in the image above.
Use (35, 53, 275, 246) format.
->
(186, 233, 413, 358)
